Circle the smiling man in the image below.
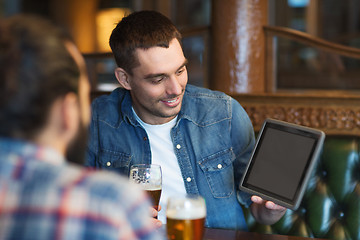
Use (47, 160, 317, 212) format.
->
(86, 10, 286, 230)
(115, 38, 187, 124)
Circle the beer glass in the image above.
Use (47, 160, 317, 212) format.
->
(166, 195, 206, 240)
(129, 164, 162, 211)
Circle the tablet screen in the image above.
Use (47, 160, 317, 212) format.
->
(240, 119, 325, 209)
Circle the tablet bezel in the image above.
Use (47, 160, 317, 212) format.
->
(239, 118, 325, 210)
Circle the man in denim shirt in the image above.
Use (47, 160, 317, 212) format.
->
(86, 10, 286, 229)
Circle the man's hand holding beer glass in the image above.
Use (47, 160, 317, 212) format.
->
(130, 164, 163, 228)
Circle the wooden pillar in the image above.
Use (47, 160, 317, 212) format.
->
(210, 0, 268, 94)
(51, 0, 98, 53)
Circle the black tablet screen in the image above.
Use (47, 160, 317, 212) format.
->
(244, 124, 317, 202)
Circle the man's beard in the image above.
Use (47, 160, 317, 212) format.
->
(65, 120, 88, 165)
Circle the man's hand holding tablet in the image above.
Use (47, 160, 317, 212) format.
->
(240, 118, 325, 211)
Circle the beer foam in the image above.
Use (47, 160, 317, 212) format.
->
(142, 185, 161, 191)
(166, 207, 206, 220)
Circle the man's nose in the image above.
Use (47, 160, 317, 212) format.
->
(166, 75, 183, 96)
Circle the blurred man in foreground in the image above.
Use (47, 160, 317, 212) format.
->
(0, 14, 163, 240)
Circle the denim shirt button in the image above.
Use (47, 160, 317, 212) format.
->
(176, 144, 181, 149)
(217, 164, 222, 169)
(106, 161, 111, 167)
(186, 177, 192, 182)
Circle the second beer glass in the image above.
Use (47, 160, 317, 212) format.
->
(129, 164, 162, 211)
(166, 195, 206, 240)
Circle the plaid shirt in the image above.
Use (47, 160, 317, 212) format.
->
(0, 137, 165, 240)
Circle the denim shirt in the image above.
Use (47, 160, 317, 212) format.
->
(86, 84, 255, 230)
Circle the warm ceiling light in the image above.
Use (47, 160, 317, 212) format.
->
(96, 7, 131, 52)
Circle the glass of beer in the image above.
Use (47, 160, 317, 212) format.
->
(166, 195, 206, 240)
(129, 164, 162, 212)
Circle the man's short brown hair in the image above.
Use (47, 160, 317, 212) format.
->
(109, 10, 182, 76)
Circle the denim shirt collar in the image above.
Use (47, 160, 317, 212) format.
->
(116, 84, 220, 128)
(119, 86, 198, 128)
(120, 90, 141, 127)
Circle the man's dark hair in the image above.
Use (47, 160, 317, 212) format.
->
(0, 15, 80, 139)
(109, 10, 182, 76)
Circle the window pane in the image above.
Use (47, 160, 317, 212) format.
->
(172, 0, 211, 29)
(276, 37, 360, 90)
(182, 34, 208, 87)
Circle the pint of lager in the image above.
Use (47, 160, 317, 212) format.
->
(129, 164, 162, 211)
(144, 186, 162, 210)
(166, 195, 206, 240)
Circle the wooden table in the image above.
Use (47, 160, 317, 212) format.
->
(204, 228, 328, 240)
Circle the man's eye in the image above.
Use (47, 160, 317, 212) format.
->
(152, 76, 165, 83)
(176, 68, 185, 75)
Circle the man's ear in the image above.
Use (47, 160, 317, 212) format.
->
(115, 67, 131, 90)
(60, 92, 79, 139)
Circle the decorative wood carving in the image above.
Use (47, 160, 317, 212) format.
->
(233, 93, 360, 136)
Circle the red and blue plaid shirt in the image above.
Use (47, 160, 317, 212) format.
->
(0, 137, 164, 240)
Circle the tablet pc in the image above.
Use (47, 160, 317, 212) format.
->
(239, 118, 325, 210)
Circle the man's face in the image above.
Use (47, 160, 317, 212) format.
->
(127, 38, 188, 125)
(64, 42, 91, 165)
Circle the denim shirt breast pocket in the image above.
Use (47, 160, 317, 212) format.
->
(198, 148, 235, 198)
(99, 149, 132, 176)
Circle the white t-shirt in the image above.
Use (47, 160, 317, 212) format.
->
(132, 108, 187, 223)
